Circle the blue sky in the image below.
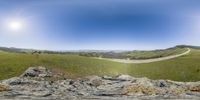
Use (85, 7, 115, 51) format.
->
(0, 0, 200, 50)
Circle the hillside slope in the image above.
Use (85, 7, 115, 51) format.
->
(98, 48, 190, 63)
(80, 47, 189, 60)
(0, 47, 199, 82)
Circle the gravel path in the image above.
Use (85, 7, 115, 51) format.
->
(98, 48, 191, 64)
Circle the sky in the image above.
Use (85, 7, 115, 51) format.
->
(0, 0, 200, 50)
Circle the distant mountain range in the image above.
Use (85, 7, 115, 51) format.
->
(0, 45, 199, 54)
(0, 47, 130, 54)
(175, 45, 200, 49)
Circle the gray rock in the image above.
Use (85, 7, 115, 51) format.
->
(21, 66, 52, 78)
(87, 76, 103, 87)
(0, 66, 200, 99)
(117, 75, 134, 81)
(1, 77, 31, 85)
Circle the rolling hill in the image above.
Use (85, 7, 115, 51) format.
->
(0, 45, 199, 82)
(79, 46, 190, 59)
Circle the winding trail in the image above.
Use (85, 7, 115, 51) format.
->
(97, 48, 191, 64)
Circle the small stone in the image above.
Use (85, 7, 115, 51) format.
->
(158, 80, 168, 87)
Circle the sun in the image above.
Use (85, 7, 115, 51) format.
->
(4, 18, 29, 35)
(7, 20, 24, 31)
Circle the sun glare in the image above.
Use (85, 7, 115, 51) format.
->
(7, 20, 24, 31)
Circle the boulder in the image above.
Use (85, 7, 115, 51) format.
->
(21, 67, 52, 78)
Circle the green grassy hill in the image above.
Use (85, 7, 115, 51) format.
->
(79, 47, 188, 59)
(127, 48, 200, 81)
(127, 47, 187, 59)
(0, 47, 200, 82)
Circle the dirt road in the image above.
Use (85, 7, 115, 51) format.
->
(98, 48, 191, 64)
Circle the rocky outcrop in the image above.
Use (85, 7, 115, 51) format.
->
(0, 67, 200, 99)
(21, 67, 53, 78)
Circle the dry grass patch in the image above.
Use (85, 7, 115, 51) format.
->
(124, 84, 161, 95)
(170, 88, 186, 95)
(0, 84, 9, 92)
(190, 85, 200, 93)
(49, 67, 82, 80)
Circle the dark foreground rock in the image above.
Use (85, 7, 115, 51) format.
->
(0, 67, 200, 100)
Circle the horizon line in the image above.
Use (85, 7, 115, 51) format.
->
(0, 44, 197, 52)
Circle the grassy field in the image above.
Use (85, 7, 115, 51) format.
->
(127, 48, 200, 81)
(0, 48, 200, 82)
